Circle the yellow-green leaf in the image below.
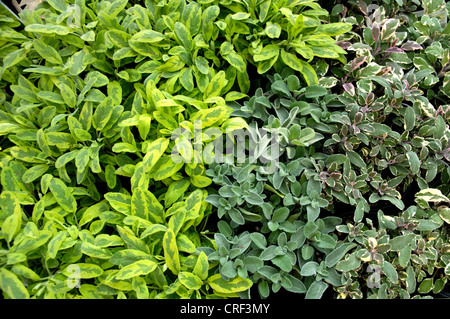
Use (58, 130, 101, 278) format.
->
(25, 24, 70, 35)
(62, 263, 103, 279)
(132, 276, 149, 299)
(47, 231, 68, 259)
(223, 50, 246, 73)
(280, 49, 303, 72)
(193, 251, 209, 280)
(153, 156, 184, 181)
(174, 22, 193, 51)
(207, 274, 252, 294)
(168, 209, 186, 236)
(142, 137, 170, 173)
(203, 70, 227, 100)
(117, 226, 150, 254)
(93, 97, 114, 131)
(253, 44, 280, 62)
(316, 22, 352, 36)
(11, 264, 40, 282)
(130, 30, 165, 43)
(48, 177, 77, 213)
(81, 242, 113, 259)
(190, 175, 212, 188)
(33, 39, 63, 65)
(0, 268, 29, 299)
(179, 271, 203, 290)
(163, 229, 180, 275)
(164, 179, 190, 208)
(191, 106, 230, 128)
(3, 48, 27, 70)
(298, 59, 318, 85)
(58, 83, 76, 108)
(115, 260, 158, 280)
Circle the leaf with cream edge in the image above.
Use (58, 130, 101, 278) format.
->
(207, 274, 253, 294)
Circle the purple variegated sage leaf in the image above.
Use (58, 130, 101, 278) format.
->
(401, 41, 423, 51)
(343, 82, 355, 96)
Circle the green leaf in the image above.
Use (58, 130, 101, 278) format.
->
(272, 254, 293, 272)
(81, 242, 112, 259)
(325, 243, 357, 267)
(140, 224, 168, 240)
(298, 59, 318, 85)
(49, 178, 77, 213)
(62, 263, 103, 279)
(300, 261, 319, 276)
(58, 83, 76, 108)
(223, 51, 246, 73)
(280, 49, 303, 72)
(33, 39, 62, 65)
(190, 175, 212, 188)
(253, 45, 279, 62)
(93, 97, 114, 131)
(174, 22, 193, 51)
(389, 234, 416, 251)
(346, 150, 366, 169)
(417, 219, 441, 231)
(101, 0, 128, 19)
(11, 264, 40, 282)
(415, 188, 450, 203)
(142, 138, 170, 173)
(381, 261, 398, 284)
(163, 229, 180, 275)
(406, 151, 420, 175)
(132, 276, 149, 299)
(204, 70, 227, 100)
(335, 252, 361, 272)
(406, 265, 416, 293)
(250, 232, 267, 249)
(315, 22, 352, 36)
(180, 67, 194, 91)
(168, 209, 186, 236)
(193, 251, 209, 281)
(110, 249, 152, 267)
(178, 272, 203, 290)
(164, 179, 190, 208)
(3, 48, 27, 70)
(305, 281, 328, 299)
(305, 85, 328, 98)
(130, 30, 165, 43)
(47, 231, 68, 259)
(194, 56, 210, 75)
(191, 106, 229, 128)
(65, 50, 90, 76)
(265, 22, 282, 38)
(207, 274, 252, 294)
(404, 106, 416, 131)
(153, 156, 184, 181)
(310, 46, 340, 59)
(418, 278, 434, 294)
(117, 225, 150, 254)
(115, 260, 158, 280)
(104, 192, 131, 215)
(131, 188, 151, 220)
(0, 268, 29, 299)
(25, 24, 70, 35)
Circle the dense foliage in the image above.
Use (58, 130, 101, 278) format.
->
(0, 0, 449, 299)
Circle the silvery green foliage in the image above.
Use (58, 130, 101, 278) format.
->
(204, 0, 450, 299)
